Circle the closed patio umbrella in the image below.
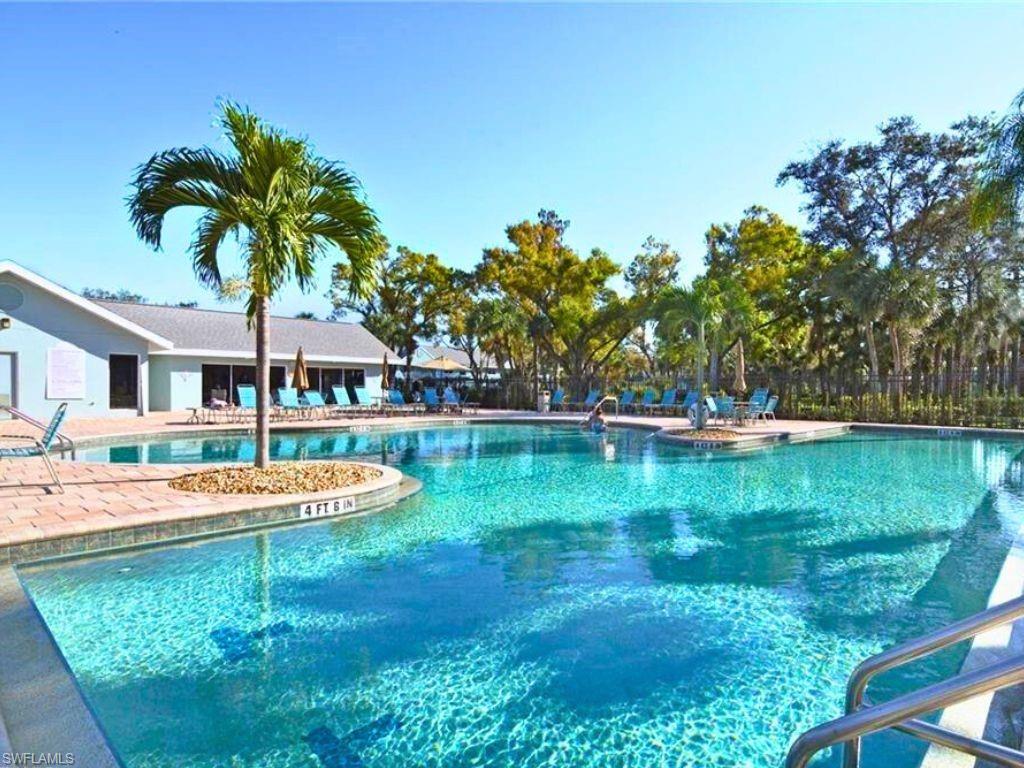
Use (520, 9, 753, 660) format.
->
(381, 353, 390, 391)
(291, 347, 310, 391)
(733, 338, 747, 395)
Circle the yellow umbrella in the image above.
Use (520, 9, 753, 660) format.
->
(291, 347, 310, 391)
(381, 353, 390, 391)
(420, 355, 469, 373)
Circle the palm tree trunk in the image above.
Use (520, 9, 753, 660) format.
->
(695, 322, 706, 429)
(864, 321, 881, 393)
(255, 295, 271, 468)
(709, 342, 720, 393)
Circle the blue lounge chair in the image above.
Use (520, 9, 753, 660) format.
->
(235, 384, 257, 422)
(423, 389, 444, 412)
(353, 387, 376, 414)
(331, 385, 355, 416)
(277, 387, 304, 420)
(679, 390, 699, 413)
(302, 390, 328, 419)
(647, 388, 677, 415)
(619, 390, 636, 412)
(447, 388, 479, 413)
(387, 389, 424, 415)
(0, 403, 69, 493)
(701, 395, 718, 425)
(569, 389, 600, 412)
(639, 389, 656, 412)
(550, 389, 565, 411)
(755, 395, 779, 421)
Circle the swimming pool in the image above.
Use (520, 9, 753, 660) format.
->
(20, 425, 1024, 767)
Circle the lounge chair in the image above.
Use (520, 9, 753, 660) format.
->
(549, 389, 565, 411)
(701, 396, 719, 425)
(234, 384, 257, 422)
(755, 395, 779, 421)
(448, 388, 479, 413)
(619, 390, 636, 412)
(302, 390, 328, 419)
(568, 389, 601, 412)
(638, 389, 656, 412)
(386, 389, 424, 416)
(678, 390, 699, 414)
(423, 389, 444, 413)
(276, 387, 305, 420)
(353, 386, 378, 415)
(647, 388, 677, 415)
(0, 402, 69, 493)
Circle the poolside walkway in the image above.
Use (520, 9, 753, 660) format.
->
(0, 409, 847, 563)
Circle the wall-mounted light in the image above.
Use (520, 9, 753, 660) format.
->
(0, 318, 10, 331)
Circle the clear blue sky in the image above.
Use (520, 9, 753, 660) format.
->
(2, 3, 1022, 317)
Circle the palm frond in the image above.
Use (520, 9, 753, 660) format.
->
(190, 210, 241, 288)
(128, 148, 241, 247)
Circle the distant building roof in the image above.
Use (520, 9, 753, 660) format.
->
(97, 301, 398, 363)
(415, 343, 498, 371)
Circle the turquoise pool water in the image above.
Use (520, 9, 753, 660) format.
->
(21, 425, 1024, 768)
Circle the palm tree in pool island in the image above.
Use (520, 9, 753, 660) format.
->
(128, 103, 381, 467)
(656, 277, 723, 429)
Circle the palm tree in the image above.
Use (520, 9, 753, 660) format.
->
(977, 87, 1024, 222)
(128, 103, 381, 467)
(656, 278, 723, 428)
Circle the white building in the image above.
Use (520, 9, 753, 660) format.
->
(0, 261, 396, 418)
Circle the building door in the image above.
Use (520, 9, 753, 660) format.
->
(0, 352, 15, 418)
(109, 354, 139, 411)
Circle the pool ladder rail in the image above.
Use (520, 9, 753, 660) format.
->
(786, 595, 1024, 768)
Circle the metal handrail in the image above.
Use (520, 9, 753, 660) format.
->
(597, 396, 619, 417)
(842, 594, 1024, 767)
(0, 405, 76, 458)
(786, 654, 1024, 768)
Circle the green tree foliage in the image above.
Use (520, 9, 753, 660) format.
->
(330, 241, 456, 385)
(128, 102, 380, 466)
(625, 237, 681, 377)
(477, 210, 648, 398)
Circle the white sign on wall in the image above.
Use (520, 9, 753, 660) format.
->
(46, 344, 86, 399)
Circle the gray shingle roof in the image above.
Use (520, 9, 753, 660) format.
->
(96, 301, 397, 361)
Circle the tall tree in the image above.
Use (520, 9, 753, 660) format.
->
(625, 236, 681, 378)
(478, 210, 645, 398)
(330, 241, 455, 385)
(128, 103, 380, 467)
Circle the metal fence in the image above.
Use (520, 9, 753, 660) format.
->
(465, 368, 1024, 429)
(759, 369, 1024, 429)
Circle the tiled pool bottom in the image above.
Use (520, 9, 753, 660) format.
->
(20, 425, 1024, 767)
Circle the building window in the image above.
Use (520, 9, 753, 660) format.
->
(202, 364, 286, 405)
(321, 369, 346, 402)
(109, 354, 139, 410)
(344, 368, 366, 388)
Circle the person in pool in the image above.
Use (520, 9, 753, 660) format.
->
(583, 404, 607, 432)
